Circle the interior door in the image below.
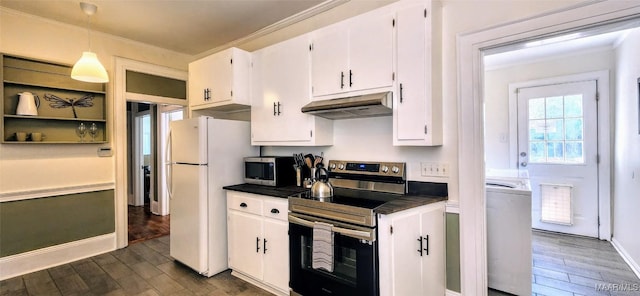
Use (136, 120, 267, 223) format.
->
(517, 80, 598, 237)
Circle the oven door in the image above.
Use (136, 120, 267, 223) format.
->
(289, 214, 378, 296)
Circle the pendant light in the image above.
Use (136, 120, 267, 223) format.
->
(71, 2, 109, 83)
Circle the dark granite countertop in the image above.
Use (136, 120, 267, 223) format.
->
(223, 184, 307, 199)
(224, 181, 448, 214)
(374, 195, 447, 215)
(374, 181, 448, 215)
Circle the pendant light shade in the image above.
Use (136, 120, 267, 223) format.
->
(72, 51, 109, 83)
(72, 2, 109, 83)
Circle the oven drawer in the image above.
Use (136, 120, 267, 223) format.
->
(228, 192, 263, 215)
(263, 198, 288, 221)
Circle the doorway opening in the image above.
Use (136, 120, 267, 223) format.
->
(483, 22, 639, 295)
(126, 102, 184, 244)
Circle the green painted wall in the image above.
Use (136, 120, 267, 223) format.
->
(0, 190, 115, 257)
(447, 212, 461, 292)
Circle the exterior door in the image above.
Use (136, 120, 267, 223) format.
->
(517, 80, 598, 237)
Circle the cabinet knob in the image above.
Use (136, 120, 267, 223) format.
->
(240, 202, 247, 208)
(270, 208, 280, 214)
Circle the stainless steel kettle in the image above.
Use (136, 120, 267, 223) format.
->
(311, 166, 333, 200)
(16, 92, 40, 116)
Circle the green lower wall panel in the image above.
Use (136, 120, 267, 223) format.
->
(0, 189, 115, 257)
(447, 212, 461, 293)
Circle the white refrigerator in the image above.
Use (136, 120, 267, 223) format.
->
(168, 116, 257, 276)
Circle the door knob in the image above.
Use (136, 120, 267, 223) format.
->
(520, 161, 528, 167)
(520, 152, 527, 157)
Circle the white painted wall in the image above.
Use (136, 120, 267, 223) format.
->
(484, 49, 615, 169)
(613, 29, 640, 272)
(0, 8, 190, 194)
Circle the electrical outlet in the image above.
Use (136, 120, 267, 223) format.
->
(421, 162, 449, 177)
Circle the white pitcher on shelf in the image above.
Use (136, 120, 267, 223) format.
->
(16, 92, 40, 116)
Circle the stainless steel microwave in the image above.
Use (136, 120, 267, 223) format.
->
(244, 156, 296, 187)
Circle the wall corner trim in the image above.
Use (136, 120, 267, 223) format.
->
(446, 289, 462, 296)
(0, 233, 116, 280)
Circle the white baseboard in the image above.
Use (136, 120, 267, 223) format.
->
(0, 233, 116, 281)
(446, 289, 462, 296)
(230, 270, 288, 296)
(611, 238, 640, 280)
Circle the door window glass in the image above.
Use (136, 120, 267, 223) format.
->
(528, 94, 584, 164)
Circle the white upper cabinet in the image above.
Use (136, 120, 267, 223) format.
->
(311, 8, 394, 98)
(393, 1, 443, 146)
(188, 47, 251, 111)
(251, 34, 333, 146)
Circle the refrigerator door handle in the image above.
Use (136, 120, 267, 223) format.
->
(166, 129, 174, 199)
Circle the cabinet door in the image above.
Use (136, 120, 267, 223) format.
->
(188, 55, 215, 107)
(263, 218, 289, 292)
(252, 35, 313, 143)
(209, 49, 233, 104)
(420, 207, 445, 295)
(395, 5, 428, 142)
(390, 212, 423, 296)
(251, 47, 279, 142)
(311, 23, 349, 97)
(348, 11, 394, 92)
(228, 211, 264, 280)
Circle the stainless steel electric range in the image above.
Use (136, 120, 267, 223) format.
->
(288, 160, 406, 296)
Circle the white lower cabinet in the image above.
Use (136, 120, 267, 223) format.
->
(378, 202, 445, 296)
(227, 191, 289, 295)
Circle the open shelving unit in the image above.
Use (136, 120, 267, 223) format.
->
(1, 54, 107, 144)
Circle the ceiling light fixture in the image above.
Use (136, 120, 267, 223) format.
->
(71, 2, 109, 83)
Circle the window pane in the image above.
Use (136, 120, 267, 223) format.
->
(565, 118, 583, 140)
(529, 120, 546, 141)
(565, 142, 584, 163)
(530, 142, 546, 163)
(546, 141, 564, 162)
(529, 98, 545, 119)
(564, 95, 583, 118)
(546, 119, 564, 141)
(546, 96, 564, 118)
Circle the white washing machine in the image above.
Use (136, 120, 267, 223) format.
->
(486, 169, 532, 296)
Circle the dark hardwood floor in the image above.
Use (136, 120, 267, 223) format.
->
(128, 205, 170, 245)
(0, 236, 273, 296)
(489, 230, 640, 296)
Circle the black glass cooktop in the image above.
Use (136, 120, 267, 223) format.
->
(290, 188, 402, 210)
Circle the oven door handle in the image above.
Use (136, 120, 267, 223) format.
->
(289, 215, 374, 241)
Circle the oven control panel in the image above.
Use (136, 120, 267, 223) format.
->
(328, 160, 406, 178)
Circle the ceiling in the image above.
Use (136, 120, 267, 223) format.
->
(0, 0, 329, 55)
(484, 29, 635, 69)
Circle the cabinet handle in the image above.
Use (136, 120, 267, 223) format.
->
(270, 208, 280, 214)
(340, 71, 345, 89)
(277, 102, 281, 115)
(273, 102, 277, 116)
(203, 89, 207, 100)
(240, 202, 247, 208)
(400, 83, 404, 103)
(349, 70, 353, 87)
(263, 238, 268, 254)
(417, 236, 423, 256)
(256, 237, 261, 253)
(423, 235, 429, 256)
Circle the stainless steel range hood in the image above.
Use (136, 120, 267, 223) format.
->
(300, 91, 393, 120)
